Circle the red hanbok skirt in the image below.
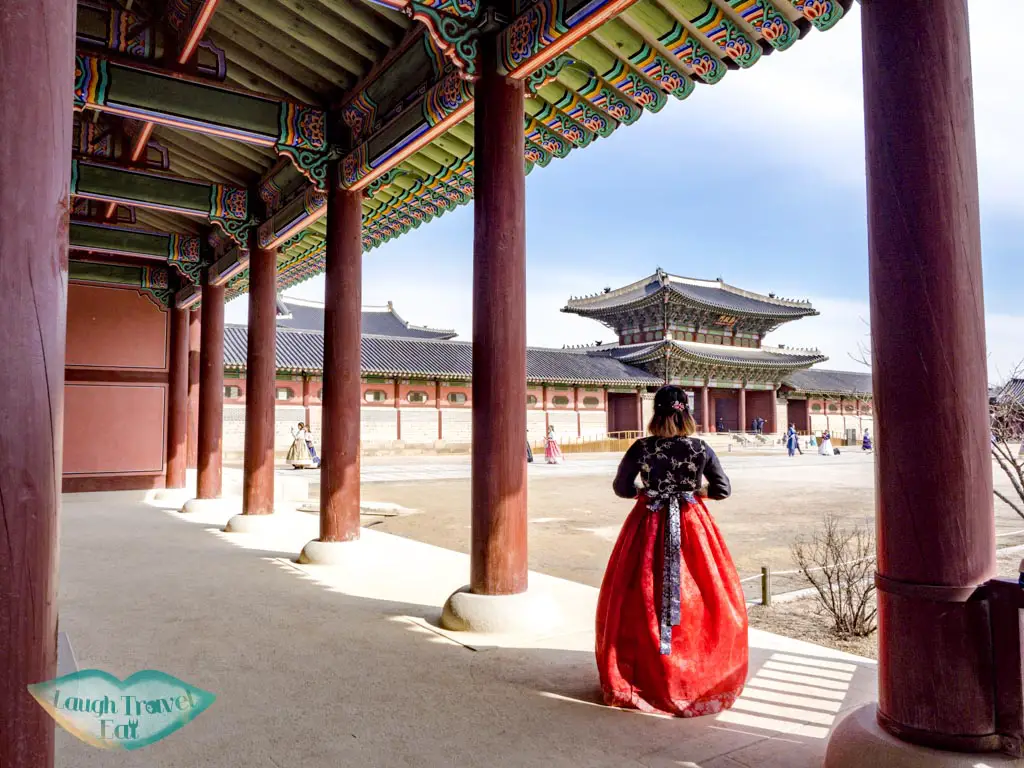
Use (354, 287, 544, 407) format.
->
(596, 495, 749, 717)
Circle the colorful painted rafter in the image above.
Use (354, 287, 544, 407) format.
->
(73, 54, 330, 188)
(70, 159, 253, 246)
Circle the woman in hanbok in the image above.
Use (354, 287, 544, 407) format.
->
(862, 429, 873, 452)
(287, 422, 316, 469)
(819, 430, 834, 456)
(544, 426, 563, 464)
(597, 385, 748, 717)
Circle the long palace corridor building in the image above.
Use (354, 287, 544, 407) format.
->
(217, 270, 873, 456)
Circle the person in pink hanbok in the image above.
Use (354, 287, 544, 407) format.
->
(544, 426, 564, 464)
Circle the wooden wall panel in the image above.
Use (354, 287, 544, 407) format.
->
(63, 383, 166, 474)
(66, 283, 169, 370)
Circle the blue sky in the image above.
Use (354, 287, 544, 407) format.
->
(227, 4, 1022, 381)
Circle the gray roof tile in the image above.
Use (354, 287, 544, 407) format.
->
(276, 298, 457, 340)
(784, 368, 873, 395)
(224, 325, 659, 386)
(564, 271, 817, 318)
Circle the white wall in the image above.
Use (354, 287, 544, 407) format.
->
(223, 404, 610, 455)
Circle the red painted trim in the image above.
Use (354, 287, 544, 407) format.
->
(348, 101, 475, 192)
(179, 0, 220, 64)
(506, 0, 640, 79)
(63, 474, 165, 493)
(65, 368, 168, 383)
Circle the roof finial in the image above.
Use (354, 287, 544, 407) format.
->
(387, 300, 393, 311)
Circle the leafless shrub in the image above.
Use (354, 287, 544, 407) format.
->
(791, 515, 877, 638)
(991, 363, 1024, 520)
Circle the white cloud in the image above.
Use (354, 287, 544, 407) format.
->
(768, 297, 1022, 383)
(648, 3, 1024, 215)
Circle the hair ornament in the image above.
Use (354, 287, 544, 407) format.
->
(671, 401, 687, 412)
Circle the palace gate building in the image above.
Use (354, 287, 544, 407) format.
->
(222, 277, 873, 456)
(3, 0, 1020, 766)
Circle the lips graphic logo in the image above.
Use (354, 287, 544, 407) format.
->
(28, 669, 215, 750)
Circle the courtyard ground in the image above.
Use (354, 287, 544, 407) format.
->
(285, 448, 1024, 656)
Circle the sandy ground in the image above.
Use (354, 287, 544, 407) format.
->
(346, 451, 1024, 591)
(304, 448, 1022, 654)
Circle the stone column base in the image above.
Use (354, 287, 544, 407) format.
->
(440, 585, 560, 634)
(825, 704, 1019, 767)
(180, 497, 235, 515)
(224, 513, 278, 534)
(297, 539, 358, 565)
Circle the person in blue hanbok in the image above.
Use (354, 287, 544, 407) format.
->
(786, 425, 801, 457)
(862, 429, 873, 452)
(808, 433, 818, 450)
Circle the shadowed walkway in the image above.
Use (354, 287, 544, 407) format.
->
(55, 492, 878, 767)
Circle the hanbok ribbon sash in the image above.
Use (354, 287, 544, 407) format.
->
(650, 491, 694, 655)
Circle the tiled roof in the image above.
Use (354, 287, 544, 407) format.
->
(563, 271, 816, 319)
(276, 297, 457, 340)
(223, 325, 659, 386)
(599, 340, 826, 369)
(996, 378, 1024, 404)
(784, 369, 874, 396)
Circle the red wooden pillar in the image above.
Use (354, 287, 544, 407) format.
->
(863, 0, 995, 750)
(634, 389, 643, 433)
(574, 386, 581, 436)
(197, 282, 225, 499)
(470, 34, 528, 596)
(700, 385, 710, 434)
(804, 398, 811, 434)
(394, 378, 402, 441)
(738, 385, 747, 433)
(768, 385, 777, 434)
(0, 3, 72, 764)
(186, 307, 201, 469)
(319, 183, 363, 542)
(242, 239, 278, 516)
(166, 306, 190, 488)
(436, 380, 443, 440)
(301, 374, 312, 427)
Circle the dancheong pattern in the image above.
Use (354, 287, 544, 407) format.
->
(727, 0, 798, 51)
(204, 0, 852, 293)
(74, 55, 110, 110)
(691, 2, 761, 69)
(791, 0, 846, 31)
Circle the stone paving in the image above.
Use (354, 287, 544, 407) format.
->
(56, 492, 879, 768)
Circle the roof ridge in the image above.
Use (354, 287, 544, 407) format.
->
(716, 281, 814, 308)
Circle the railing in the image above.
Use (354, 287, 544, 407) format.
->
(532, 432, 641, 454)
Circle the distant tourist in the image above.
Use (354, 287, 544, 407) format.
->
(526, 431, 533, 463)
(305, 426, 321, 468)
(808, 432, 817, 449)
(598, 385, 746, 717)
(287, 422, 316, 469)
(544, 426, 563, 464)
(862, 429, 873, 452)
(786, 424, 802, 457)
(717, 416, 726, 433)
(819, 430, 835, 457)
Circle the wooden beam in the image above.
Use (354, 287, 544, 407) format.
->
(232, 0, 373, 75)
(204, 29, 322, 104)
(74, 53, 327, 151)
(71, 159, 252, 245)
(180, 0, 221, 63)
(208, 16, 341, 96)
(214, 1, 358, 86)
(155, 129, 254, 183)
(310, 0, 405, 46)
